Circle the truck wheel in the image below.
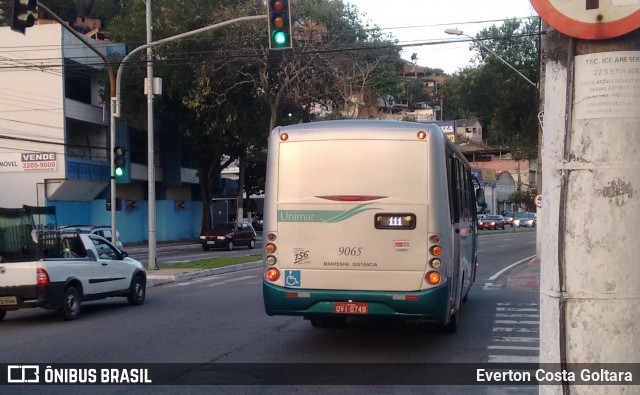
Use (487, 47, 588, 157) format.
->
(127, 275, 146, 306)
(0, 310, 6, 321)
(57, 286, 81, 321)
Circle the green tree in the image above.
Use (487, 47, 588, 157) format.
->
(444, 18, 539, 159)
(508, 189, 537, 212)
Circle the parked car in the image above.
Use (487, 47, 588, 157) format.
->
(478, 215, 507, 230)
(200, 222, 257, 251)
(58, 225, 124, 250)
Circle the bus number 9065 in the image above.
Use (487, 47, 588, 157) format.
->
(338, 247, 362, 256)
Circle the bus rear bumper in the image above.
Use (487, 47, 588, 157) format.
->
(263, 281, 451, 322)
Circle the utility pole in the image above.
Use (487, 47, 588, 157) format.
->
(146, 0, 157, 270)
(33, 2, 119, 247)
(532, 1, 640, 393)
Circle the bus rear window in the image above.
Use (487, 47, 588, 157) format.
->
(278, 140, 428, 202)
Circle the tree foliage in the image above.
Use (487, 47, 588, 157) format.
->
(508, 189, 537, 212)
(106, 0, 403, 232)
(443, 18, 539, 159)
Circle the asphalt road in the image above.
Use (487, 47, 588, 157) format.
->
(1, 231, 538, 394)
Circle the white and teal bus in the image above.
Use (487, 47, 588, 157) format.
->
(262, 120, 484, 332)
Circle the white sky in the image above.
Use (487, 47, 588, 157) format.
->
(345, 0, 539, 74)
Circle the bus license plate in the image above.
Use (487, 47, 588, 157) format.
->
(0, 296, 17, 305)
(334, 302, 368, 314)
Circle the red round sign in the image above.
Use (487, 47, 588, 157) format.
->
(530, 0, 640, 40)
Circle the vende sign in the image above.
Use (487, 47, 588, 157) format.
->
(530, 0, 640, 39)
(0, 152, 58, 173)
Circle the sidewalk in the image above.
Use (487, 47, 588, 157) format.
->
(506, 257, 540, 290)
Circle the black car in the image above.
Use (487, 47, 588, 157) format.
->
(199, 222, 257, 251)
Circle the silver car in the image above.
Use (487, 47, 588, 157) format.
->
(58, 225, 124, 250)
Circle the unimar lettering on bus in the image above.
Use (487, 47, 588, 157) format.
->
(279, 211, 315, 222)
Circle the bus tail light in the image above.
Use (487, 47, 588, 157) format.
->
(426, 271, 441, 285)
(417, 131, 427, 140)
(266, 243, 277, 254)
(430, 258, 442, 269)
(266, 256, 277, 265)
(430, 245, 442, 256)
(267, 268, 280, 282)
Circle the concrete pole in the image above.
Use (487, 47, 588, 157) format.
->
(539, 27, 640, 394)
(146, 0, 157, 270)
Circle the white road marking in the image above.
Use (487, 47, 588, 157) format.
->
(488, 255, 536, 281)
(488, 355, 538, 363)
(492, 336, 539, 343)
(488, 345, 539, 351)
(494, 320, 539, 325)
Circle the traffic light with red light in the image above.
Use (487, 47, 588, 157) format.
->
(11, 0, 38, 34)
(267, 0, 292, 49)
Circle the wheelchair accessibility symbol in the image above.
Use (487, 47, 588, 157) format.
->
(285, 270, 301, 287)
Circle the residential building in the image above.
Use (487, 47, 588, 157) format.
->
(0, 24, 204, 243)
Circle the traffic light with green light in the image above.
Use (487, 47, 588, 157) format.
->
(113, 146, 126, 179)
(267, 0, 292, 49)
(11, 0, 38, 34)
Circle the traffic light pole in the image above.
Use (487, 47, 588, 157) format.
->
(34, 2, 120, 247)
(113, 15, 266, 268)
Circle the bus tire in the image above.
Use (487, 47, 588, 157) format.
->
(442, 310, 458, 334)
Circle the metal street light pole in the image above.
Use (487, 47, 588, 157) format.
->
(112, 15, 267, 267)
(35, 2, 119, 246)
(444, 28, 538, 89)
(146, 0, 157, 270)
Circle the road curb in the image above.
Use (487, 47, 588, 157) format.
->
(146, 261, 262, 287)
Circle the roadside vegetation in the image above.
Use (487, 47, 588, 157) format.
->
(168, 254, 262, 269)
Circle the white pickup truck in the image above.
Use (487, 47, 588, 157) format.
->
(0, 231, 146, 321)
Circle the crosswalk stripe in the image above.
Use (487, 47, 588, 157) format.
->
(492, 327, 539, 333)
(488, 355, 538, 363)
(492, 336, 539, 343)
(488, 345, 539, 351)
(488, 302, 540, 363)
(494, 320, 539, 325)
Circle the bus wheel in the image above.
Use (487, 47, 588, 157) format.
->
(441, 310, 458, 334)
